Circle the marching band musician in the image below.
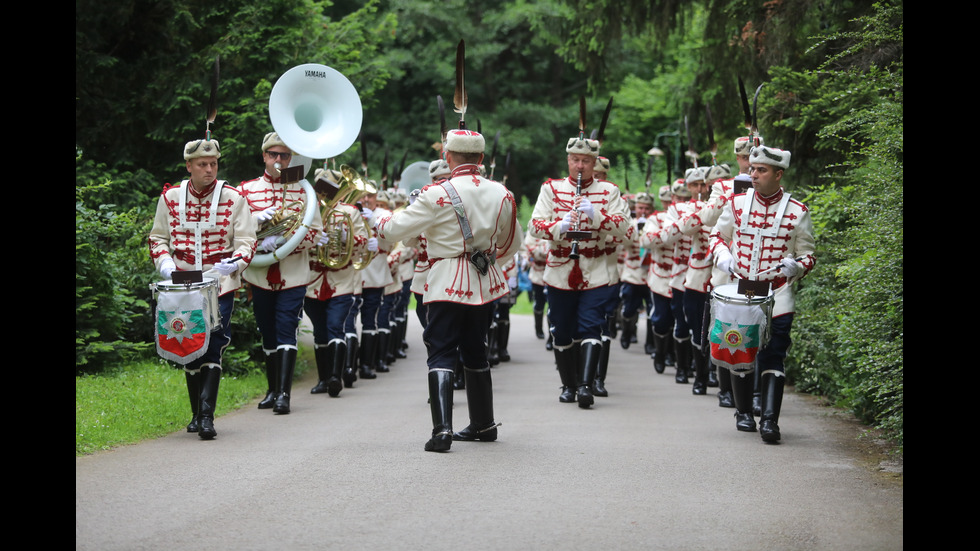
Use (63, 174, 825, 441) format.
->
(641, 184, 679, 373)
(667, 178, 695, 384)
(239, 132, 323, 415)
(528, 134, 631, 408)
(594, 155, 623, 397)
(523, 233, 550, 342)
(375, 129, 523, 452)
(409, 160, 451, 329)
(378, 191, 404, 371)
(149, 137, 256, 440)
(710, 145, 816, 443)
(303, 168, 370, 397)
(356, 188, 391, 379)
(619, 192, 655, 351)
(678, 166, 729, 396)
(390, 189, 415, 359)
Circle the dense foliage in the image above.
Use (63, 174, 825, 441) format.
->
(76, 0, 902, 447)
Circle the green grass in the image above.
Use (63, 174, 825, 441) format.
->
(76, 354, 310, 456)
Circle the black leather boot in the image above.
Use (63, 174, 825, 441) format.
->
(453, 350, 466, 390)
(185, 370, 201, 432)
(534, 310, 545, 339)
(620, 315, 636, 349)
(652, 330, 669, 374)
(342, 334, 359, 387)
(752, 364, 762, 416)
(732, 370, 756, 432)
(577, 341, 600, 409)
(674, 336, 691, 384)
(759, 372, 785, 443)
(554, 346, 577, 403)
(707, 363, 719, 387)
(691, 344, 709, 396)
(644, 319, 655, 355)
(717, 365, 734, 408)
(376, 330, 391, 373)
(310, 344, 331, 394)
(394, 318, 408, 358)
(198, 365, 221, 440)
(257, 350, 278, 409)
(453, 367, 498, 442)
(665, 336, 676, 367)
(358, 332, 377, 379)
(487, 322, 500, 366)
(324, 340, 345, 397)
(424, 370, 454, 452)
(497, 320, 511, 362)
(593, 337, 610, 397)
(273, 347, 297, 414)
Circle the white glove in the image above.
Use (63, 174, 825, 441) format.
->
(362, 207, 374, 222)
(255, 205, 278, 222)
(558, 210, 576, 234)
(367, 237, 379, 252)
(577, 197, 595, 221)
(780, 257, 802, 279)
(409, 189, 420, 205)
(317, 231, 330, 247)
(715, 248, 734, 275)
(637, 216, 648, 225)
(260, 235, 280, 252)
(214, 258, 238, 276)
(508, 276, 518, 289)
(160, 258, 176, 279)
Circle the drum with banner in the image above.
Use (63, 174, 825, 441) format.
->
(149, 277, 221, 364)
(708, 283, 774, 374)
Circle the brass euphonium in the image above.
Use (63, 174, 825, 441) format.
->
(337, 165, 378, 271)
(313, 165, 378, 270)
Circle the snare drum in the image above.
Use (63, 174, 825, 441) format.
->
(149, 277, 220, 364)
(708, 283, 774, 374)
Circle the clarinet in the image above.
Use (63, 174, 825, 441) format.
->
(567, 171, 592, 260)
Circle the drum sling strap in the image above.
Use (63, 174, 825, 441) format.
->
(440, 181, 493, 275)
(739, 188, 791, 278)
(177, 180, 225, 271)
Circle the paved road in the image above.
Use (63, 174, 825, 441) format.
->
(76, 313, 902, 550)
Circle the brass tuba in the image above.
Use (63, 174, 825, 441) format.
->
(251, 63, 363, 268)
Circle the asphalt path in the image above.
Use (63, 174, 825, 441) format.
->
(76, 312, 903, 550)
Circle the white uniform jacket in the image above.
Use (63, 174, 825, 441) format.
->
(528, 176, 630, 290)
(710, 187, 816, 317)
(239, 172, 322, 291)
(149, 179, 256, 296)
(375, 165, 523, 305)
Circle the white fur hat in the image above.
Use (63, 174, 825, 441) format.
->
(262, 132, 291, 153)
(566, 136, 600, 157)
(594, 156, 611, 173)
(671, 179, 692, 198)
(705, 164, 732, 181)
(750, 145, 791, 169)
(445, 129, 485, 153)
(429, 159, 451, 180)
(184, 139, 221, 160)
(684, 167, 704, 184)
(658, 184, 672, 203)
(734, 136, 763, 156)
(635, 192, 655, 207)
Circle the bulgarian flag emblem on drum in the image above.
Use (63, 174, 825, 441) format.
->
(709, 300, 768, 372)
(154, 288, 211, 364)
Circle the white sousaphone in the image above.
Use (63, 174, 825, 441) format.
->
(251, 63, 363, 267)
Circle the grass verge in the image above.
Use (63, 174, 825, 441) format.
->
(76, 353, 310, 456)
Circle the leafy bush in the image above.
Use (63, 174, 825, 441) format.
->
(76, 155, 157, 372)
